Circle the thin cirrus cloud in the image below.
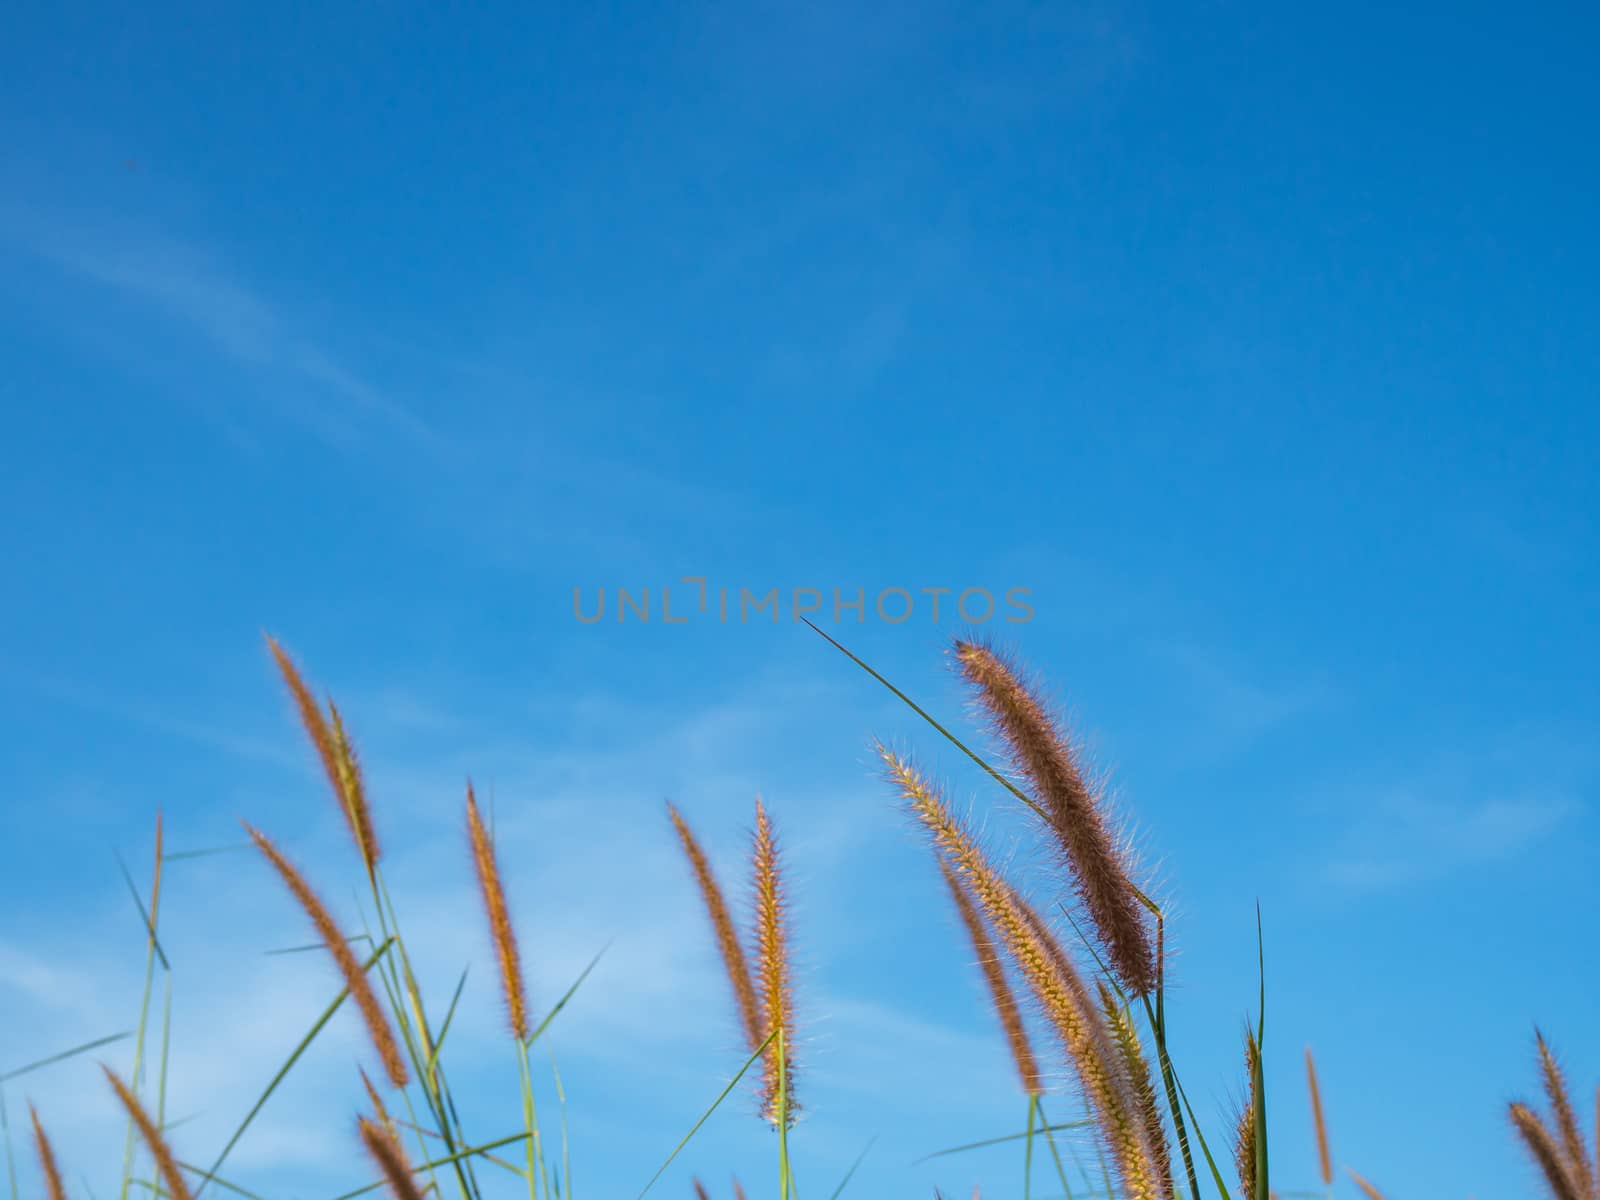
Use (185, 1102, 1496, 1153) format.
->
(4, 205, 443, 455)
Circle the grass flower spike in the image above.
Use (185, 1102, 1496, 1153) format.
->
(104, 1066, 193, 1200)
(28, 1105, 67, 1200)
(245, 823, 409, 1086)
(753, 797, 797, 1126)
(667, 801, 763, 1052)
(358, 1116, 426, 1200)
(952, 639, 1156, 996)
(1509, 1032, 1596, 1200)
(466, 782, 530, 1042)
(879, 745, 1163, 1200)
(266, 635, 380, 873)
(938, 859, 1041, 1096)
(1305, 1048, 1333, 1187)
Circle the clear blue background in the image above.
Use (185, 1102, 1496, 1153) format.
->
(1, 4, 1595, 1199)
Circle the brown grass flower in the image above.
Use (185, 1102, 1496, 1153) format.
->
(879, 745, 1162, 1200)
(466, 782, 529, 1042)
(245, 823, 408, 1086)
(1536, 1031, 1595, 1199)
(1097, 980, 1172, 1199)
(1234, 1029, 1260, 1200)
(265, 635, 380, 873)
(1304, 1047, 1333, 1187)
(104, 1065, 193, 1200)
(358, 1116, 425, 1200)
(938, 859, 1041, 1096)
(752, 797, 797, 1126)
(1510, 1101, 1585, 1200)
(360, 1066, 396, 1136)
(691, 1180, 711, 1200)
(951, 639, 1156, 996)
(28, 1105, 67, 1200)
(667, 802, 763, 1052)
(1346, 1170, 1388, 1200)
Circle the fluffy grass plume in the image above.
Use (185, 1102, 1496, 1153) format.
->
(1508, 1032, 1596, 1200)
(1346, 1170, 1388, 1200)
(951, 639, 1156, 996)
(1097, 980, 1172, 1199)
(266, 635, 380, 872)
(1510, 1102, 1585, 1200)
(667, 801, 763, 1052)
(358, 1116, 426, 1200)
(878, 745, 1163, 1200)
(1536, 1031, 1595, 1199)
(1233, 1029, 1261, 1200)
(28, 1105, 67, 1200)
(752, 797, 797, 1125)
(359, 1066, 396, 1136)
(938, 858, 1042, 1096)
(245, 823, 409, 1086)
(692, 1180, 711, 1200)
(103, 1065, 193, 1200)
(466, 782, 530, 1042)
(1304, 1048, 1333, 1187)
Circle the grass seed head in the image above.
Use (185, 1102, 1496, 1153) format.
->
(752, 796, 797, 1126)
(1304, 1048, 1333, 1187)
(246, 822, 409, 1086)
(666, 801, 763, 1053)
(28, 1104, 67, 1200)
(1509, 1101, 1585, 1200)
(878, 745, 1162, 1200)
(951, 639, 1157, 996)
(104, 1065, 193, 1200)
(466, 782, 530, 1042)
(938, 858, 1042, 1096)
(1535, 1030, 1595, 1199)
(265, 635, 380, 872)
(358, 1116, 425, 1200)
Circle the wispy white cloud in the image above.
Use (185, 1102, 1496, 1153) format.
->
(1323, 787, 1577, 892)
(2, 207, 444, 455)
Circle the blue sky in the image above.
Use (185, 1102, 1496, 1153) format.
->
(1, 2, 1596, 1198)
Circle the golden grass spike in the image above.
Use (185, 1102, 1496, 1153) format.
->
(1511, 1101, 1586, 1200)
(752, 797, 797, 1126)
(731, 1178, 747, 1200)
(691, 1180, 711, 1200)
(327, 700, 379, 873)
(28, 1104, 67, 1200)
(1096, 980, 1172, 1199)
(938, 859, 1042, 1096)
(951, 640, 1156, 996)
(666, 802, 763, 1052)
(358, 1116, 426, 1200)
(265, 635, 380, 870)
(1233, 1029, 1260, 1200)
(103, 1066, 193, 1200)
(1304, 1048, 1333, 1187)
(245, 823, 408, 1086)
(1536, 1032, 1596, 1199)
(465, 783, 530, 1042)
(1346, 1169, 1387, 1200)
(359, 1067, 396, 1136)
(878, 746, 1161, 1200)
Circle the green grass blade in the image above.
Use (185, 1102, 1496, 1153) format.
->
(527, 943, 611, 1048)
(2, 1032, 134, 1081)
(193, 938, 394, 1200)
(915, 1120, 1092, 1163)
(826, 1136, 875, 1200)
(636, 1030, 776, 1200)
(1252, 904, 1268, 1200)
(329, 1133, 534, 1200)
